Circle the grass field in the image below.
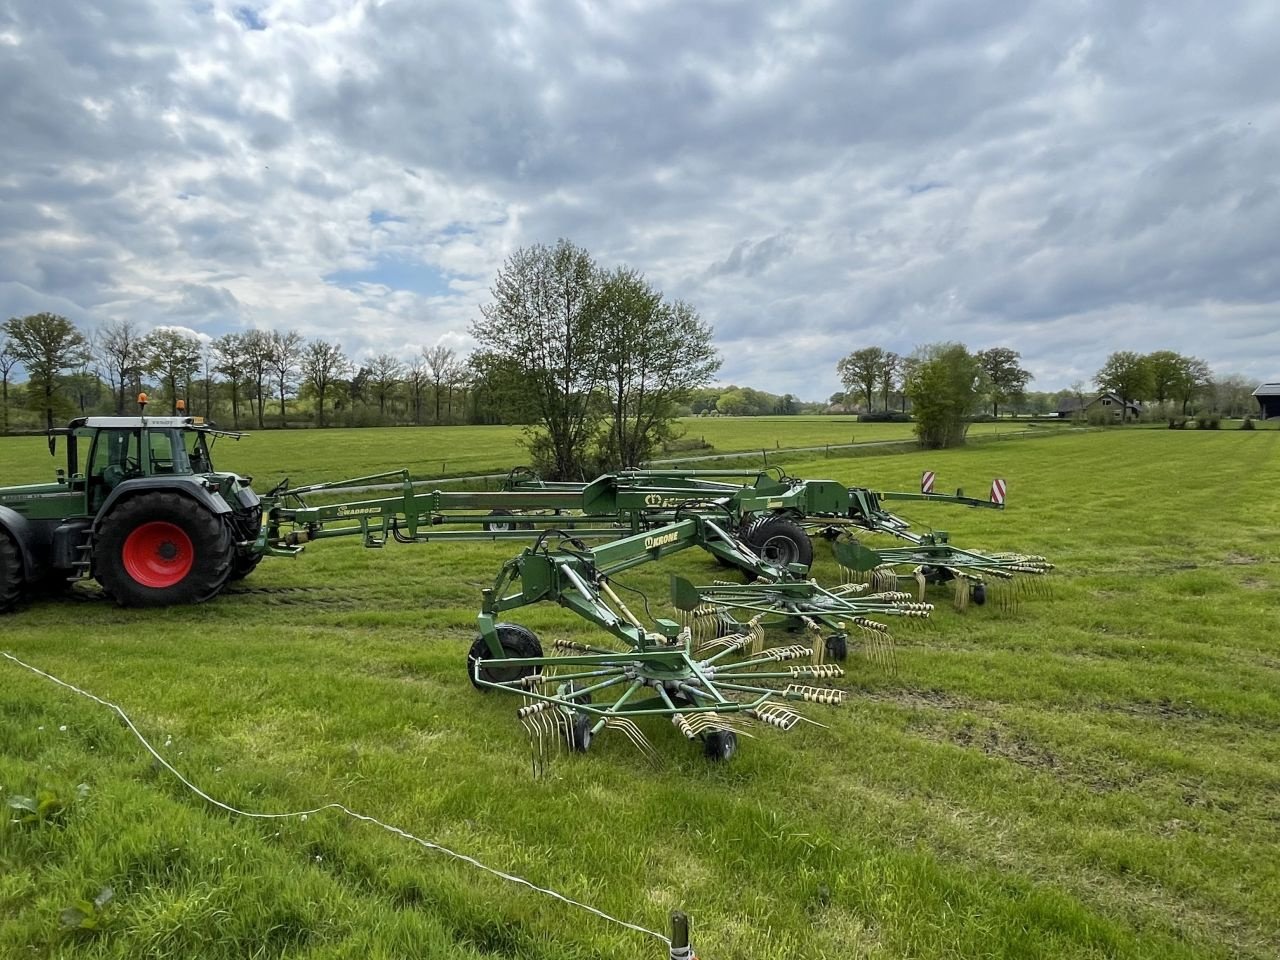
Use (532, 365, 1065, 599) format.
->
(2, 430, 1279, 958)
(0, 416, 1054, 488)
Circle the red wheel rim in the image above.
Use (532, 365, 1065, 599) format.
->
(122, 521, 194, 588)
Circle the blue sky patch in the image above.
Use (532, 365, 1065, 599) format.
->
(325, 256, 459, 297)
(233, 6, 268, 31)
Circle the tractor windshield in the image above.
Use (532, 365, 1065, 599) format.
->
(146, 429, 193, 475)
(186, 432, 215, 474)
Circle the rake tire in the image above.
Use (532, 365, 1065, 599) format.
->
(824, 633, 848, 662)
(468, 623, 543, 691)
(743, 515, 813, 571)
(0, 531, 24, 614)
(703, 729, 738, 762)
(95, 493, 233, 608)
(971, 582, 987, 606)
(568, 712, 593, 753)
(483, 509, 517, 533)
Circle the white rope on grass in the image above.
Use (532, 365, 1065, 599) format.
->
(1, 650, 671, 948)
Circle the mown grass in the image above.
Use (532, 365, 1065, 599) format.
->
(0, 416, 1054, 487)
(2, 430, 1279, 958)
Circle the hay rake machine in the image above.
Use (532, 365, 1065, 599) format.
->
(466, 512, 928, 762)
(828, 472, 1054, 610)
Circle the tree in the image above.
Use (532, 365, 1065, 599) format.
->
(0, 338, 17, 433)
(1170, 355, 1211, 415)
(3, 313, 89, 430)
(300, 339, 350, 428)
(471, 240, 605, 479)
(242, 330, 273, 428)
(368, 353, 405, 420)
(837, 347, 885, 413)
(143, 327, 203, 413)
(1095, 351, 1152, 421)
(1144, 350, 1183, 406)
(904, 343, 984, 449)
(212, 333, 249, 428)
(595, 267, 720, 469)
(268, 330, 304, 421)
(423, 345, 455, 425)
(405, 355, 429, 425)
(977, 347, 1031, 418)
(878, 351, 901, 412)
(95, 319, 147, 414)
(1213, 374, 1257, 418)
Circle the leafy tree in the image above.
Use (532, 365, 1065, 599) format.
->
(423, 345, 455, 424)
(1095, 351, 1152, 421)
(1212, 373, 1258, 418)
(212, 333, 249, 428)
(904, 343, 984, 449)
(1144, 350, 1183, 406)
(1171, 355, 1211, 415)
(0, 338, 17, 433)
(142, 327, 203, 413)
(837, 347, 885, 413)
(471, 240, 605, 479)
(595, 267, 719, 469)
(878, 351, 901, 412)
(977, 347, 1031, 418)
(3, 313, 89, 430)
(300, 339, 350, 428)
(268, 330, 305, 421)
(95, 319, 147, 414)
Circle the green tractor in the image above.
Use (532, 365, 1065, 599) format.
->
(0, 414, 266, 612)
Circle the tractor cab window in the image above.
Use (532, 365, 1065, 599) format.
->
(147, 430, 192, 475)
(90, 429, 143, 489)
(186, 433, 214, 474)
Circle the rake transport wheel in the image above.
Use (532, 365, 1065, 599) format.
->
(702, 730, 738, 762)
(743, 515, 814, 570)
(0, 531, 23, 613)
(467, 623, 544, 691)
(95, 493, 233, 607)
(824, 632, 849, 662)
(971, 582, 987, 606)
(483, 509, 517, 533)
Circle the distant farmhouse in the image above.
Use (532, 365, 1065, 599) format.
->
(1254, 383, 1280, 419)
(1057, 392, 1143, 420)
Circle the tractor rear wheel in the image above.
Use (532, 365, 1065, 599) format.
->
(468, 623, 543, 691)
(0, 532, 23, 614)
(95, 494, 233, 607)
(743, 515, 814, 570)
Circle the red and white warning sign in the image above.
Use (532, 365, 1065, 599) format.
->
(990, 478, 1007, 504)
(921, 471, 936, 494)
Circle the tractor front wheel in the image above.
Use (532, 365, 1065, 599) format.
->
(95, 494, 233, 607)
(467, 623, 543, 691)
(0, 532, 24, 614)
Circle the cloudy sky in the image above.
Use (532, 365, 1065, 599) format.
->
(2, 0, 1278, 398)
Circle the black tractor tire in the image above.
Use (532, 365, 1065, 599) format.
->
(0, 532, 24, 614)
(468, 623, 544, 691)
(227, 550, 263, 582)
(742, 515, 814, 571)
(95, 493, 234, 607)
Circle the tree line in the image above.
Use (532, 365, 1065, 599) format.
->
(836, 343, 1261, 449)
(0, 313, 482, 434)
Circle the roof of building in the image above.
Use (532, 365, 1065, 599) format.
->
(1252, 383, 1280, 397)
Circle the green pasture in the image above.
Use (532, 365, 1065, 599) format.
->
(0, 416, 1053, 488)
(2, 430, 1278, 958)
